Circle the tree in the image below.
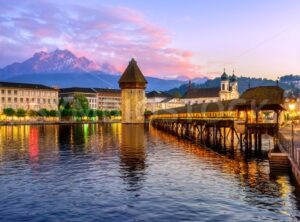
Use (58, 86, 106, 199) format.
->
(15, 108, 26, 119)
(3, 108, 15, 120)
(28, 110, 38, 118)
(110, 110, 120, 116)
(96, 110, 104, 119)
(48, 110, 58, 117)
(103, 110, 111, 118)
(72, 95, 89, 111)
(37, 109, 49, 117)
(87, 109, 96, 120)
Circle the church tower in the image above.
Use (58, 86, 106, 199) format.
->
(219, 69, 229, 101)
(229, 70, 239, 99)
(119, 58, 147, 124)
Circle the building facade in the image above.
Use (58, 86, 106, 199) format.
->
(119, 58, 147, 124)
(219, 70, 239, 101)
(59, 87, 121, 111)
(182, 70, 239, 105)
(146, 91, 185, 112)
(59, 87, 98, 109)
(0, 81, 58, 112)
(94, 88, 121, 111)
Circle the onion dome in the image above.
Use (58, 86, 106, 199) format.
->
(221, 68, 229, 80)
(230, 70, 238, 82)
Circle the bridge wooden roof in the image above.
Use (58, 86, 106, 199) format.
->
(154, 86, 285, 115)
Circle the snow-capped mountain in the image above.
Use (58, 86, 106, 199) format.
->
(0, 49, 105, 77)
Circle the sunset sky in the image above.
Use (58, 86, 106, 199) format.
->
(1, 0, 300, 79)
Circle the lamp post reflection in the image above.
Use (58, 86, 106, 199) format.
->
(119, 124, 146, 191)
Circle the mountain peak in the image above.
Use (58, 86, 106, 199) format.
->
(0, 49, 102, 77)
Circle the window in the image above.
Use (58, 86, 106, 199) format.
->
(222, 84, 225, 91)
(8, 90, 11, 95)
(14, 98, 17, 102)
(14, 90, 17, 95)
(1, 89, 4, 94)
(26, 98, 29, 102)
(8, 98, 11, 102)
(20, 98, 23, 102)
(32, 98, 35, 102)
(1, 97, 4, 102)
(48, 99, 51, 104)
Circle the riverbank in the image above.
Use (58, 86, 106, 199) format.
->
(0, 120, 121, 126)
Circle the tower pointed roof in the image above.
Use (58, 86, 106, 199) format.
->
(119, 59, 148, 88)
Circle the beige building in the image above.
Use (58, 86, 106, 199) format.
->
(94, 88, 121, 111)
(0, 81, 58, 112)
(119, 58, 147, 124)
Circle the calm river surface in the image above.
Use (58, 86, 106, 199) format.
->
(0, 124, 300, 221)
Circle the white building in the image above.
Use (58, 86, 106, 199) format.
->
(146, 91, 185, 112)
(59, 88, 98, 109)
(182, 70, 239, 105)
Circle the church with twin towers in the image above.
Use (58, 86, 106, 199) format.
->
(181, 69, 239, 105)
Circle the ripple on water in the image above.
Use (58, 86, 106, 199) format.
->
(0, 124, 299, 221)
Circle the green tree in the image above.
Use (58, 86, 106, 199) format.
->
(103, 110, 111, 118)
(48, 110, 58, 117)
(87, 109, 96, 120)
(110, 110, 120, 116)
(37, 109, 49, 117)
(96, 110, 104, 119)
(15, 108, 26, 119)
(3, 108, 15, 120)
(28, 110, 38, 117)
(72, 95, 89, 111)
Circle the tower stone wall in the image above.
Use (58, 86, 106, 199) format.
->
(121, 88, 145, 124)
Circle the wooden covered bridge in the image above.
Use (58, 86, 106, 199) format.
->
(150, 86, 285, 151)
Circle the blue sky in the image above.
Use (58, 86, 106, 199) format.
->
(1, 0, 300, 79)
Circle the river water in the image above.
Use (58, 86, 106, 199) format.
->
(0, 124, 299, 221)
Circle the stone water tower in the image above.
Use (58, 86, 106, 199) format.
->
(118, 59, 147, 124)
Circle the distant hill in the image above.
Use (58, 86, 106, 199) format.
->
(168, 76, 293, 96)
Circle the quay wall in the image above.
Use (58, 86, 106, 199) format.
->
(278, 131, 300, 185)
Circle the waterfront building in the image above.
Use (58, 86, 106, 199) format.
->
(0, 81, 58, 112)
(59, 87, 121, 111)
(146, 91, 185, 112)
(59, 87, 98, 109)
(94, 88, 121, 111)
(119, 58, 147, 124)
(182, 70, 239, 105)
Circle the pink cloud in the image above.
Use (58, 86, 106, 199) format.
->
(0, 1, 204, 78)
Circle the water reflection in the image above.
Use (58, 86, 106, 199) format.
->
(150, 125, 300, 218)
(119, 124, 146, 190)
(0, 124, 299, 221)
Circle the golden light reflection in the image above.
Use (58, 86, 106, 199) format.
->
(149, 125, 273, 194)
(119, 124, 146, 188)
